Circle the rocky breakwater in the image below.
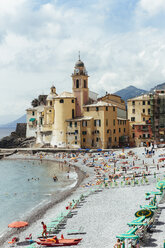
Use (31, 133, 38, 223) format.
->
(0, 132, 36, 148)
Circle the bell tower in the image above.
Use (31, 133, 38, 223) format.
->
(72, 53, 89, 117)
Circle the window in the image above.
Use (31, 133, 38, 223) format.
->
(132, 125, 135, 129)
(132, 133, 135, 138)
(143, 134, 145, 138)
(124, 128, 125, 133)
(82, 131, 87, 135)
(82, 121, 87, 127)
(107, 130, 109, 133)
(106, 119, 108, 126)
(83, 138, 86, 142)
(87, 107, 89, 112)
(132, 109, 135, 114)
(84, 80, 87, 88)
(148, 101, 150, 105)
(75, 136, 77, 140)
(69, 122, 72, 127)
(75, 130, 78, 134)
(72, 99, 74, 103)
(119, 128, 121, 133)
(148, 134, 150, 138)
(148, 109, 150, 114)
(75, 141, 77, 144)
(113, 107, 115, 111)
(96, 107, 99, 111)
(131, 117, 135, 121)
(142, 109, 145, 113)
(115, 137, 117, 142)
(50, 101, 52, 106)
(60, 99, 64, 103)
(106, 106, 108, 111)
(143, 101, 145, 105)
(113, 129, 116, 134)
(94, 120, 101, 127)
(96, 137, 99, 142)
(132, 101, 135, 106)
(32, 111, 35, 116)
(49, 110, 52, 113)
(143, 117, 145, 121)
(75, 122, 77, 127)
(76, 79, 79, 88)
(72, 109, 74, 119)
(113, 119, 115, 126)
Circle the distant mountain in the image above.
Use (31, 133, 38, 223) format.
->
(114, 86, 147, 102)
(149, 82, 165, 92)
(0, 114, 26, 128)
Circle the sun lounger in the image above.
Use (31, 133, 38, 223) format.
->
(127, 216, 146, 226)
(116, 227, 139, 240)
(140, 204, 157, 210)
(67, 226, 86, 235)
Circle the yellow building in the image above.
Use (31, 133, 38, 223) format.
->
(127, 95, 152, 146)
(26, 57, 129, 149)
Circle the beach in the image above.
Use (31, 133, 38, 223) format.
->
(1, 146, 165, 248)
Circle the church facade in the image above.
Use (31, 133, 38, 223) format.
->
(26, 58, 129, 149)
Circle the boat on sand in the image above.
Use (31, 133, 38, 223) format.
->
(36, 237, 82, 246)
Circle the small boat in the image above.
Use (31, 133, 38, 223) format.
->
(37, 238, 82, 246)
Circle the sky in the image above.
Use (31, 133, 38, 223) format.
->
(1, 0, 165, 124)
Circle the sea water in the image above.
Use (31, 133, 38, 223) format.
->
(0, 159, 77, 235)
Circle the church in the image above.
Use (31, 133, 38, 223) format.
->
(26, 57, 129, 148)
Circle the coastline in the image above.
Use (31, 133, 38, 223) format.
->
(0, 155, 86, 247)
(1, 147, 165, 247)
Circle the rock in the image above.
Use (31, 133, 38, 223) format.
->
(0, 134, 36, 148)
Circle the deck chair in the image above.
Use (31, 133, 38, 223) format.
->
(25, 233, 32, 240)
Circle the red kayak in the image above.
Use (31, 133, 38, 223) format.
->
(37, 237, 82, 246)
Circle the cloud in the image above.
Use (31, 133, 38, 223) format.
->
(0, 0, 165, 122)
(138, 0, 165, 17)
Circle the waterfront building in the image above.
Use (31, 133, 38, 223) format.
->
(127, 90, 165, 146)
(26, 57, 129, 148)
(127, 94, 153, 147)
(150, 90, 165, 143)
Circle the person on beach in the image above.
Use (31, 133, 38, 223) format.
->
(41, 221, 47, 238)
(114, 239, 122, 248)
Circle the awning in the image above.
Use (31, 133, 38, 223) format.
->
(29, 118, 36, 122)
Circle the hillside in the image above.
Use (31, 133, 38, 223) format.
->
(114, 85, 147, 102)
(149, 82, 165, 92)
(0, 114, 26, 128)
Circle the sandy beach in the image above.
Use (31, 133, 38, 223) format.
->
(1, 146, 165, 248)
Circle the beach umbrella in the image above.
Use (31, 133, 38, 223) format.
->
(135, 209, 154, 218)
(8, 221, 28, 228)
(97, 149, 102, 152)
(156, 180, 165, 190)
